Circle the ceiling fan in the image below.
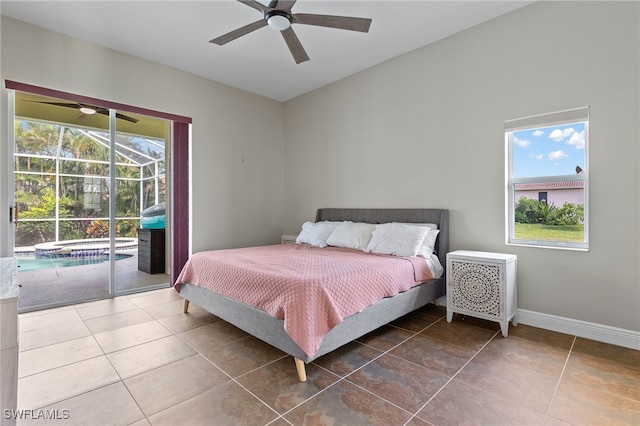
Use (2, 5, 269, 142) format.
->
(23, 100, 139, 123)
(211, 0, 372, 64)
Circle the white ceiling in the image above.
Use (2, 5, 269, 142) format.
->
(1, 1, 534, 102)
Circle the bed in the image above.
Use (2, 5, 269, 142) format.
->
(174, 208, 449, 381)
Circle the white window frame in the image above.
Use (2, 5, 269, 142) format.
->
(505, 107, 589, 251)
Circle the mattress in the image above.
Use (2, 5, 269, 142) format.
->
(174, 243, 434, 358)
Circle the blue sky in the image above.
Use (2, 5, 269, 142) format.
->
(512, 122, 586, 178)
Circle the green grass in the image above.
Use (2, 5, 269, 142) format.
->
(514, 223, 584, 243)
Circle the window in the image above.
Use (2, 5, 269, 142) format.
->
(506, 107, 589, 250)
(538, 192, 548, 204)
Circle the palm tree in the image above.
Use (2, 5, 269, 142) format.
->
(14, 119, 165, 242)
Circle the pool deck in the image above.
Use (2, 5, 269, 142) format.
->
(15, 246, 37, 255)
(17, 249, 170, 312)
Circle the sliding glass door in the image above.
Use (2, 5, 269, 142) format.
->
(12, 91, 170, 311)
(114, 109, 170, 294)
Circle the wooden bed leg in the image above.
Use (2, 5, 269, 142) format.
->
(183, 300, 190, 313)
(294, 357, 307, 382)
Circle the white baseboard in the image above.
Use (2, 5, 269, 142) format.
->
(517, 309, 640, 350)
(434, 296, 639, 350)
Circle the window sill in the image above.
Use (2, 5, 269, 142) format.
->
(506, 241, 589, 252)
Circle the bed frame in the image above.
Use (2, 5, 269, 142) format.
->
(178, 208, 449, 381)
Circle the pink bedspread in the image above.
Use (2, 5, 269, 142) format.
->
(174, 244, 433, 358)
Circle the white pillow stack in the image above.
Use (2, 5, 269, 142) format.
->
(294, 220, 439, 258)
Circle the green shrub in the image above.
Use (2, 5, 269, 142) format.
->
(14, 188, 73, 246)
(515, 197, 584, 226)
(86, 220, 119, 238)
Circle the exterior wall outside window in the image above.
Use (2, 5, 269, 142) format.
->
(515, 181, 584, 207)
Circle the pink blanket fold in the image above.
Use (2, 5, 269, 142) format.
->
(174, 244, 433, 358)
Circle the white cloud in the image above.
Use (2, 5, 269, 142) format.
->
(549, 127, 575, 142)
(532, 130, 545, 137)
(534, 154, 543, 160)
(548, 150, 568, 160)
(568, 130, 585, 149)
(548, 129, 564, 141)
(514, 136, 530, 148)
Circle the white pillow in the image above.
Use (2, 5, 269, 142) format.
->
(392, 222, 440, 258)
(366, 223, 430, 257)
(295, 221, 342, 248)
(418, 229, 440, 258)
(326, 221, 376, 251)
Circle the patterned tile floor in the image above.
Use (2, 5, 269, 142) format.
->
(15, 288, 640, 425)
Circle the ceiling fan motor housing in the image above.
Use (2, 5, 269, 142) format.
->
(265, 10, 292, 30)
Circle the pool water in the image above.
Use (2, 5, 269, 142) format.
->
(17, 254, 132, 272)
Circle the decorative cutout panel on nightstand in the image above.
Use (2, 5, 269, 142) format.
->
(446, 250, 517, 337)
(449, 261, 502, 317)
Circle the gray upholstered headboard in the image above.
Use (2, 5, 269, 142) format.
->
(315, 208, 449, 267)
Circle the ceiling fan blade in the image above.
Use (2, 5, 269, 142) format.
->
(237, 0, 270, 14)
(292, 13, 372, 32)
(24, 100, 82, 109)
(275, 0, 296, 12)
(114, 112, 139, 123)
(210, 19, 267, 45)
(24, 100, 139, 123)
(281, 27, 309, 64)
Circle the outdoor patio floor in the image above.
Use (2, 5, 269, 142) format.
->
(17, 250, 170, 312)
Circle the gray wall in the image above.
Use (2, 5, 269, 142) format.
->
(283, 1, 640, 331)
(0, 16, 286, 256)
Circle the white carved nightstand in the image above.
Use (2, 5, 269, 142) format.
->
(281, 234, 298, 244)
(446, 250, 517, 337)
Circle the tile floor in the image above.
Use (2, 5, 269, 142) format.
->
(16, 288, 640, 425)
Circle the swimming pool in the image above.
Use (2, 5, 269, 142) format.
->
(17, 253, 132, 272)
